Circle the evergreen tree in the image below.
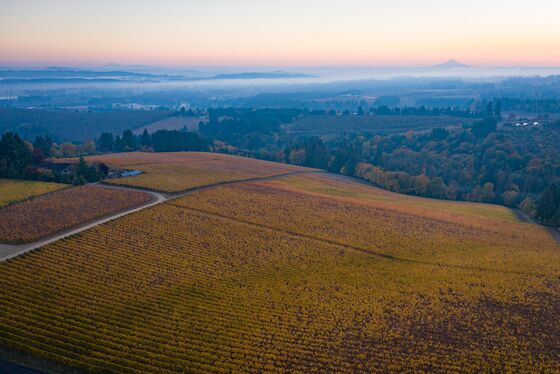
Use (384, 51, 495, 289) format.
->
(97, 132, 114, 152)
(0, 132, 33, 178)
(141, 129, 151, 146)
(357, 105, 365, 116)
(536, 184, 560, 223)
(121, 129, 136, 151)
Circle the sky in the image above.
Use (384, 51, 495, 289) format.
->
(1, 0, 560, 67)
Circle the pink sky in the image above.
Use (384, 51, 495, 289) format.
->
(1, 0, 560, 67)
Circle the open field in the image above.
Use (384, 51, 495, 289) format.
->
(82, 152, 310, 192)
(285, 114, 477, 136)
(0, 185, 152, 243)
(0, 172, 558, 371)
(132, 116, 208, 135)
(0, 179, 67, 207)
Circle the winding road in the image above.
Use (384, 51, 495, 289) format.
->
(0, 171, 318, 262)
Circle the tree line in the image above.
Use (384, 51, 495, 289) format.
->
(97, 129, 208, 153)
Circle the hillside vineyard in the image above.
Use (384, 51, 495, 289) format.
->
(0, 172, 558, 372)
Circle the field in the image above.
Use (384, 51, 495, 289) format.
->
(285, 114, 477, 136)
(132, 116, 208, 135)
(83, 152, 310, 192)
(0, 179, 67, 207)
(0, 185, 152, 243)
(0, 172, 558, 371)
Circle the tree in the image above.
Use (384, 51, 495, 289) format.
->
(60, 143, 78, 157)
(481, 182, 496, 202)
(486, 101, 494, 118)
(32, 147, 46, 164)
(426, 177, 447, 199)
(141, 129, 151, 146)
(75, 156, 89, 183)
(121, 129, 136, 151)
(357, 105, 365, 116)
(536, 184, 560, 223)
(430, 127, 449, 141)
(113, 136, 123, 152)
(97, 132, 114, 152)
(33, 135, 53, 156)
(494, 100, 502, 119)
(150, 130, 208, 152)
(80, 140, 96, 154)
(471, 118, 497, 138)
(0, 132, 33, 178)
(288, 149, 306, 166)
(73, 156, 105, 183)
(303, 137, 328, 169)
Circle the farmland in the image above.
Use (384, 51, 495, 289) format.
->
(83, 152, 309, 192)
(0, 185, 152, 243)
(0, 172, 558, 371)
(285, 114, 477, 136)
(0, 179, 67, 207)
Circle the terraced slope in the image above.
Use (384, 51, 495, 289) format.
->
(0, 173, 558, 372)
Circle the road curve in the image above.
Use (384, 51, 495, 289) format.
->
(0, 187, 166, 262)
(0, 171, 319, 262)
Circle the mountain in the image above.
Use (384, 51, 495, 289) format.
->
(431, 59, 472, 69)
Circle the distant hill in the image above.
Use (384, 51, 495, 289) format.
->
(0, 69, 190, 85)
(211, 71, 312, 80)
(0, 68, 312, 84)
(0, 69, 183, 79)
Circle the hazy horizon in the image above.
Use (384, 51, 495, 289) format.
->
(2, 0, 560, 67)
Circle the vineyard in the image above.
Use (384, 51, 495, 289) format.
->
(82, 152, 309, 192)
(285, 114, 477, 136)
(0, 173, 558, 371)
(0, 185, 152, 243)
(0, 179, 67, 207)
